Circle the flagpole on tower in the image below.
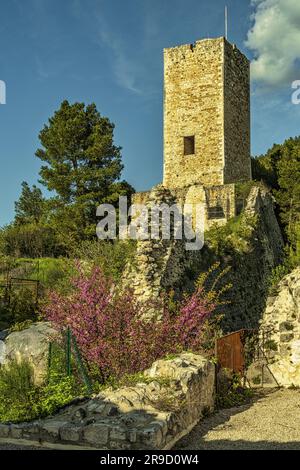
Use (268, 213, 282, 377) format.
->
(225, 5, 228, 40)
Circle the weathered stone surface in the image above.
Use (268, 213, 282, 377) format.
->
(60, 425, 82, 442)
(10, 425, 23, 439)
(83, 423, 110, 446)
(72, 407, 86, 422)
(21, 423, 41, 440)
(0, 353, 215, 450)
(0, 424, 10, 438)
(128, 185, 188, 307)
(110, 426, 127, 441)
(40, 421, 66, 439)
(258, 267, 300, 387)
(0, 340, 5, 364)
(129, 185, 283, 330)
(1, 322, 57, 385)
(163, 38, 251, 189)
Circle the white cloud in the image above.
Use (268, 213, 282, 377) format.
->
(97, 23, 142, 95)
(70, 0, 143, 94)
(246, 0, 300, 86)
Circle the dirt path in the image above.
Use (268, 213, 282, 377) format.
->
(175, 389, 300, 450)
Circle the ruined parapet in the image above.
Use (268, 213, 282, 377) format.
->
(204, 184, 235, 228)
(124, 185, 188, 311)
(125, 185, 284, 329)
(244, 186, 284, 267)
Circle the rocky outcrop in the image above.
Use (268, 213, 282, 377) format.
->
(244, 186, 284, 269)
(217, 185, 284, 331)
(0, 353, 215, 450)
(126, 185, 284, 330)
(0, 322, 57, 385)
(259, 267, 300, 387)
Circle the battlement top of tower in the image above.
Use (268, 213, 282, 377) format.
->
(163, 36, 249, 64)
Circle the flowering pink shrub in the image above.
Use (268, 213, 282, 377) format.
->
(175, 288, 216, 351)
(45, 265, 216, 381)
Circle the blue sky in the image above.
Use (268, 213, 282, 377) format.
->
(0, 0, 300, 225)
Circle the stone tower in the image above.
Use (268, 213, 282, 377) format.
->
(163, 37, 251, 189)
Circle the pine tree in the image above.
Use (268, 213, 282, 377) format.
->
(35, 100, 133, 241)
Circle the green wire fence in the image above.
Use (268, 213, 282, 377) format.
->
(48, 326, 93, 395)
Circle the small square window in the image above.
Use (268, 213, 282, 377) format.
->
(184, 136, 195, 155)
(207, 206, 225, 220)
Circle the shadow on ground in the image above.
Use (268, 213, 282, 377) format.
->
(175, 388, 300, 450)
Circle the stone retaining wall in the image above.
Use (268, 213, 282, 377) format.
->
(0, 353, 215, 450)
(259, 268, 300, 387)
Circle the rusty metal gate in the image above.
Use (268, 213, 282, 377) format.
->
(216, 328, 281, 388)
(216, 329, 255, 374)
(0, 277, 40, 306)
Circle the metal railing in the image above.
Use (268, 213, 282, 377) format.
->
(48, 327, 93, 395)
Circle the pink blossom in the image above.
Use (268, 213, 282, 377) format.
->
(44, 266, 215, 380)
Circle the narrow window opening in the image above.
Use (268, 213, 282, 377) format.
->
(184, 136, 195, 156)
(207, 206, 225, 220)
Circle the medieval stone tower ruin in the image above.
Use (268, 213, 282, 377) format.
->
(163, 37, 251, 189)
(134, 37, 251, 227)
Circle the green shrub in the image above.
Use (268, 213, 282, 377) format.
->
(0, 359, 37, 423)
(30, 258, 75, 294)
(235, 180, 268, 201)
(206, 213, 258, 255)
(252, 375, 262, 385)
(0, 286, 39, 330)
(0, 352, 85, 424)
(32, 376, 83, 418)
(270, 264, 290, 290)
(0, 256, 76, 300)
(0, 223, 64, 258)
(216, 371, 254, 409)
(9, 319, 34, 333)
(9, 287, 39, 323)
(269, 233, 300, 293)
(70, 239, 137, 281)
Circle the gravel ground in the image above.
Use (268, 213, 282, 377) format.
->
(0, 389, 299, 450)
(175, 388, 300, 450)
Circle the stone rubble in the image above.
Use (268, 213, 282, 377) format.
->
(0, 353, 215, 450)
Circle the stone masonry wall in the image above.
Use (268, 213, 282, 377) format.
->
(204, 184, 236, 224)
(127, 185, 188, 309)
(163, 37, 250, 190)
(0, 353, 215, 450)
(133, 183, 235, 232)
(259, 268, 300, 387)
(204, 186, 284, 331)
(129, 183, 234, 309)
(223, 40, 251, 183)
(128, 186, 284, 331)
(163, 38, 224, 188)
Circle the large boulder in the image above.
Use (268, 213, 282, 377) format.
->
(259, 267, 300, 387)
(0, 322, 57, 385)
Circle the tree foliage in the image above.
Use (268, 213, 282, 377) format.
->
(1, 101, 134, 257)
(45, 265, 217, 381)
(14, 182, 45, 225)
(35, 100, 134, 240)
(252, 136, 300, 267)
(0, 223, 63, 258)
